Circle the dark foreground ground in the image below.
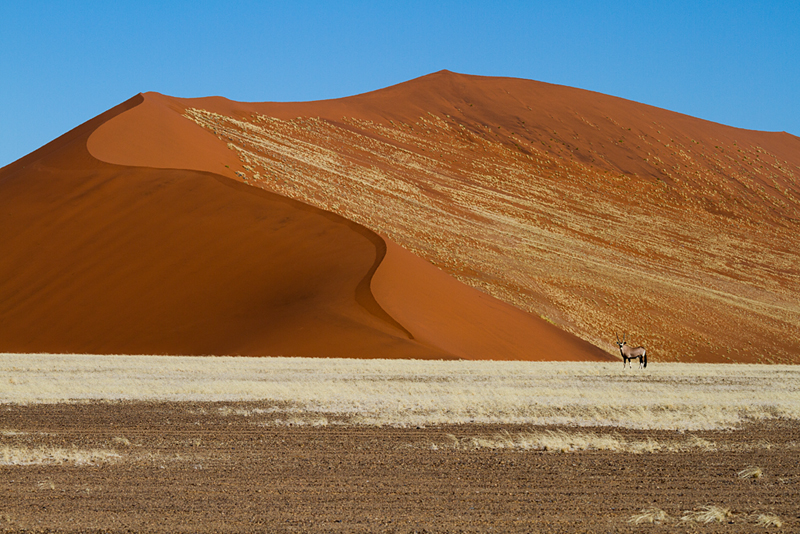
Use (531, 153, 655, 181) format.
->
(0, 402, 797, 533)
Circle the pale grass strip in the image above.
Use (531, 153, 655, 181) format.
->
(0, 445, 120, 466)
(2, 354, 800, 430)
(446, 430, 715, 453)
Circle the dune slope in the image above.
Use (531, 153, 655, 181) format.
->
(0, 98, 417, 356)
(1, 89, 609, 360)
(110, 70, 800, 363)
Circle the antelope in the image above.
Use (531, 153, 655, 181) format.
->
(615, 332, 647, 369)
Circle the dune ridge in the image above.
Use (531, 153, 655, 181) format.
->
(3, 70, 798, 362)
(1, 85, 608, 361)
(0, 96, 422, 357)
(112, 70, 798, 364)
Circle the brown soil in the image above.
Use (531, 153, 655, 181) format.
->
(1, 402, 797, 533)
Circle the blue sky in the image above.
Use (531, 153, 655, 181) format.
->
(2, 1, 798, 167)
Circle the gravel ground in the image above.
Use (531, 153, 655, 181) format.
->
(1, 401, 797, 533)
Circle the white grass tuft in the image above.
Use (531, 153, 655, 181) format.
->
(37, 479, 56, 490)
(682, 505, 732, 523)
(755, 513, 783, 528)
(629, 508, 670, 524)
(738, 466, 763, 479)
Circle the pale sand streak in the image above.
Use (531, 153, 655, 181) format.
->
(1, 354, 799, 430)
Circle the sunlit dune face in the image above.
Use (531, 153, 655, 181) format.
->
(182, 87, 800, 364)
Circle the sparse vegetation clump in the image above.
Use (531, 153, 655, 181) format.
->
(629, 508, 670, 524)
(738, 465, 763, 479)
(755, 513, 783, 528)
(682, 505, 732, 523)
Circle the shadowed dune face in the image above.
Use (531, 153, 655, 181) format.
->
(159, 71, 798, 363)
(0, 100, 439, 357)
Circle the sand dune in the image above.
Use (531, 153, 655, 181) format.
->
(0, 82, 608, 360)
(0, 106, 418, 357)
(2, 70, 798, 362)
(132, 71, 799, 363)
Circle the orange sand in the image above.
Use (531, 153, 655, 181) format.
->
(3, 71, 798, 362)
(0, 82, 610, 361)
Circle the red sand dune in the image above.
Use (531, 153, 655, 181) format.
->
(0, 85, 609, 360)
(3, 71, 798, 362)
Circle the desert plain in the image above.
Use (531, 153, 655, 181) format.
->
(1, 355, 799, 532)
(1, 71, 799, 532)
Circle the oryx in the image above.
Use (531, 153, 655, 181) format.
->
(615, 332, 647, 369)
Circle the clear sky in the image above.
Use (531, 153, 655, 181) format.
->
(2, 1, 798, 167)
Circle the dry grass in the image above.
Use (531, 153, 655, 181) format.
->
(755, 513, 783, 528)
(682, 505, 732, 523)
(738, 466, 763, 479)
(0, 444, 120, 466)
(37, 479, 56, 490)
(2, 354, 800, 431)
(629, 508, 671, 524)
(445, 430, 717, 453)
